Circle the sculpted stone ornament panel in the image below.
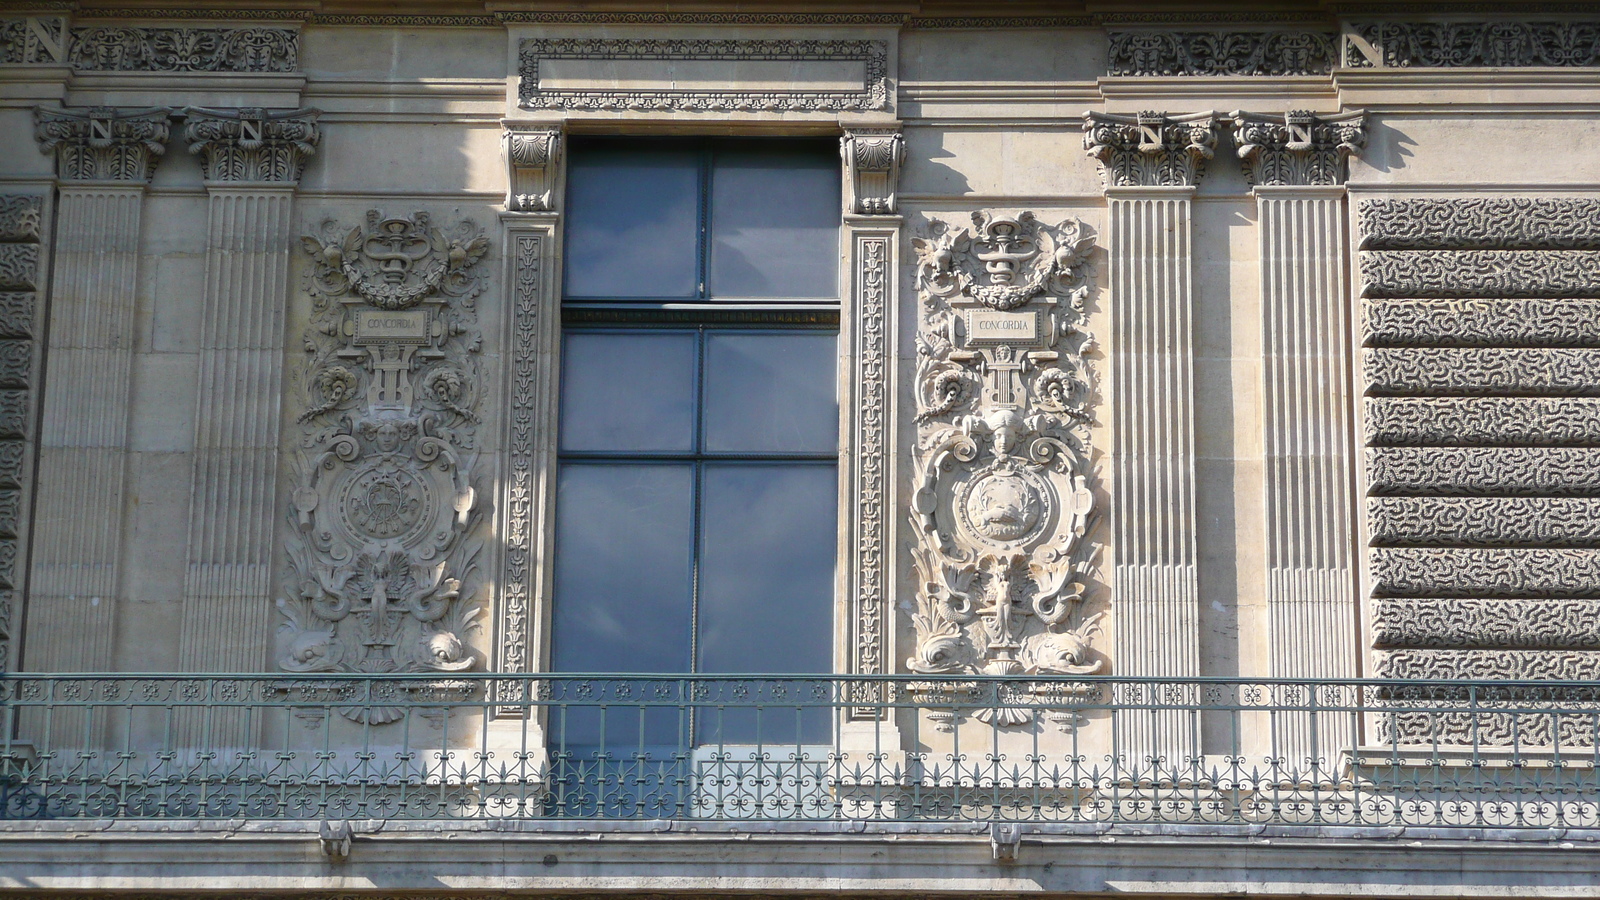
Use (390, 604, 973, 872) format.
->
(842, 129, 903, 215)
(1083, 111, 1217, 188)
(1107, 30, 1337, 76)
(503, 126, 561, 212)
(185, 107, 320, 183)
(34, 106, 171, 183)
(280, 210, 490, 720)
(0, 17, 65, 65)
(1230, 110, 1365, 187)
(67, 26, 297, 72)
(1346, 21, 1600, 69)
(908, 210, 1100, 730)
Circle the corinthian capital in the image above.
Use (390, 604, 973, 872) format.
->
(184, 107, 321, 184)
(841, 127, 903, 215)
(34, 106, 172, 183)
(503, 124, 562, 212)
(1082, 110, 1217, 188)
(1230, 110, 1366, 187)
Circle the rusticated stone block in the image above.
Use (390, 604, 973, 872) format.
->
(0, 340, 33, 389)
(0, 195, 41, 243)
(1369, 496, 1600, 548)
(1367, 446, 1600, 496)
(1366, 396, 1600, 446)
(1374, 598, 1600, 649)
(1364, 298, 1600, 349)
(1358, 198, 1600, 251)
(0, 244, 37, 291)
(1364, 347, 1600, 396)
(1371, 547, 1600, 598)
(0, 390, 29, 439)
(1360, 250, 1600, 299)
(0, 293, 34, 339)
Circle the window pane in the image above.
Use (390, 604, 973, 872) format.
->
(698, 463, 836, 675)
(704, 332, 837, 453)
(565, 146, 700, 299)
(560, 331, 696, 452)
(552, 463, 694, 674)
(708, 147, 839, 299)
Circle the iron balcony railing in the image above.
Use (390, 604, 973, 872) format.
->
(3, 673, 1600, 828)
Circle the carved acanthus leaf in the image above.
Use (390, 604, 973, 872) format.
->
(1083, 110, 1217, 187)
(185, 106, 320, 183)
(34, 106, 172, 183)
(1230, 109, 1365, 186)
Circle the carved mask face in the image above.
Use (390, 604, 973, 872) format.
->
(374, 421, 401, 452)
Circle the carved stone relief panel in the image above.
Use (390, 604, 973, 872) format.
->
(1346, 21, 1600, 68)
(1107, 30, 1337, 76)
(1359, 197, 1600, 745)
(0, 16, 66, 65)
(67, 26, 298, 72)
(907, 210, 1100, 728)
(280, 211, 490, 716)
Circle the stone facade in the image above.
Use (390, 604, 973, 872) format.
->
(3, 2, 1600, 897)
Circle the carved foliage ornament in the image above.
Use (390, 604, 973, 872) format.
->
(1108, 30, 1337, 76)
(281, 210, 489, 716)
(1083, 111, 1217, 188)
(68, 26, 297, 72)
(1347, 21, 1600, 69)
(909, 210, 1101, 727)
(503, 126, 561, 212)
(34, 106, 171, 183)
(1, 17, 66, 65)
(185, 107, 320, 183)
(1230, 110, 1365, 186)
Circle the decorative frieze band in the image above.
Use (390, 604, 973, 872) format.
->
(841, 129, 903, 216)
(1365, 298, 1600, 348)
(517, 39, 890, 113)
(1369, 496, 1600, 547)
(1108, 30, 1337, 76)
(1346, 21, 1600, 69)
(503, 126, 561, 212)
(1359, 198, 1600, 251)
(1230, 110, 1364, 186)
(0, 16, 66, 65)
(34, 106, 171, 183)
(1365, 347, 1600, 396)
(1083, 111, 1217, 187)
(1367, 446, 1600, 497)
(1376, 598, 1600, 649)
(68, 26, 296, 72)
(1372, 547, 1600, 598)
(1366, 396, 1600, 446)
(1359, 250, 1600, 299)
(185, 107, 319, 183)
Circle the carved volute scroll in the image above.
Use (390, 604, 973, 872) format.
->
(1230, 110, 1366, 187)
(909, 210, 1101, 726)
(280, 210, 490, 719)
(842, 128, 903, 215)
(184, 106, 321, 183)
(33, 106, 171, 183)
(1082, 110, 1217, 188)
(503, 124, 561, 212)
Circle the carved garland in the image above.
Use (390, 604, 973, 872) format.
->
(908, 210, 1100, 730)
(279, 210, 490, 720)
